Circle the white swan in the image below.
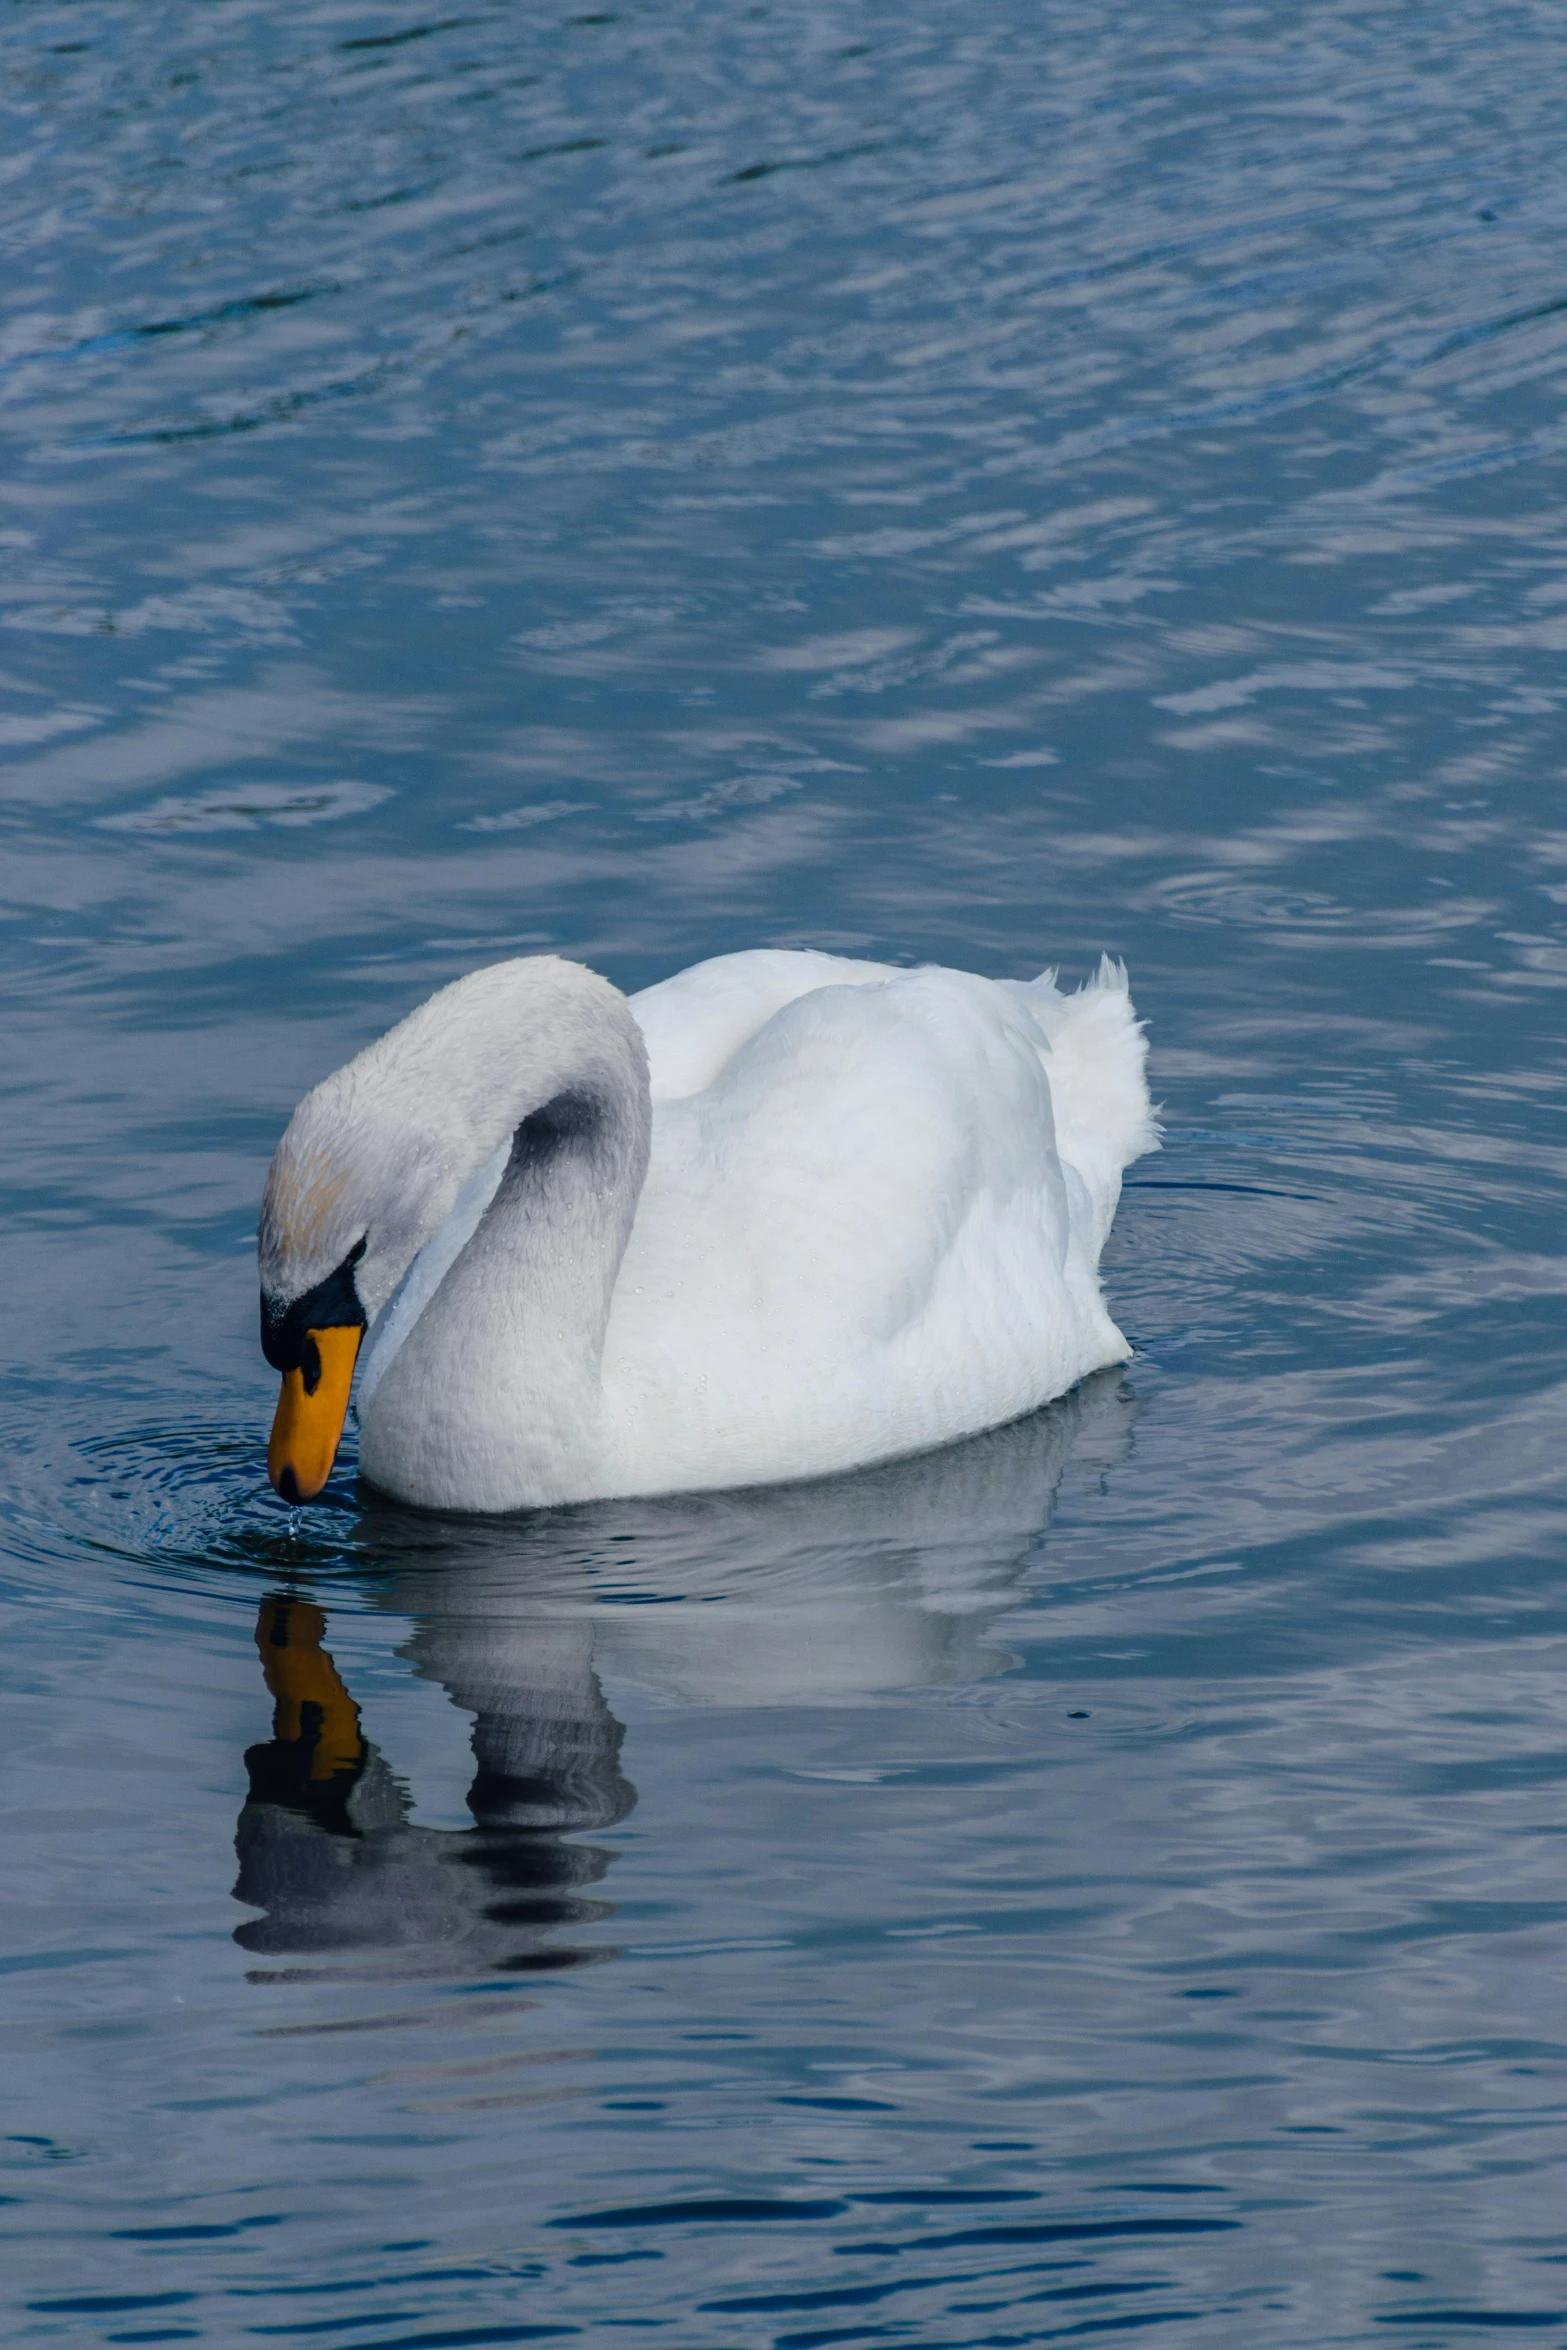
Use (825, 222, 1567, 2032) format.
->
(258, 948, 1155, 1512)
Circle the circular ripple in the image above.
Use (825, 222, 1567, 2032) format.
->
(0, 1416, 367, 1608)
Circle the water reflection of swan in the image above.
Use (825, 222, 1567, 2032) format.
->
(234, 1596, 633, 1980)
(233, 1375, 1132, 1974)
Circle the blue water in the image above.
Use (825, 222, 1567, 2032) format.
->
(4, 0, 1567, 2340)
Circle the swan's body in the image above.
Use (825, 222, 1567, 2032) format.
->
(259, 949, 1155, 1512)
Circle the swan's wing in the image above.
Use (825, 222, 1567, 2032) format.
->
(630, 948, 898, 1100)
(697, 968, 1068, 1330)
(609, 969, 1126, 1485)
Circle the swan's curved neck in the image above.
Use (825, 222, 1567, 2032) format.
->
(355, 960, 652, 1512)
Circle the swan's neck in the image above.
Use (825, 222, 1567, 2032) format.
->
(357, 967, 652, 1512)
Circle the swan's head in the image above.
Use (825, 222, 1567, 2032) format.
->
(257, 988, 507, 1505)
(257, 1076, 417, 1507)
(256, 956, 652, 1505)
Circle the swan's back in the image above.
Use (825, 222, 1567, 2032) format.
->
(633, 947, 897, 1099)
(632, 946, 1155, 1217)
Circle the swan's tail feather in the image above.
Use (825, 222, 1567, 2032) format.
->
(1009, 957, 1158, 1235)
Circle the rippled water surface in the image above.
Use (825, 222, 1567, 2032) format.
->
(5, 0, 1567, 2340)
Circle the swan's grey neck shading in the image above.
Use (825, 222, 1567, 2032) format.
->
(259, 958, 652, 1510)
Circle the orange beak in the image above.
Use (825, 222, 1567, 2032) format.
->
(267, 1325, 363, 1504)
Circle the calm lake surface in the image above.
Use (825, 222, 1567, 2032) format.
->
(4, 1, 1567, 2341)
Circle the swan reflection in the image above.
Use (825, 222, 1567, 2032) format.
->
(233, 1373, 1133, 1974)
(235, 1597, 632, 1979)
